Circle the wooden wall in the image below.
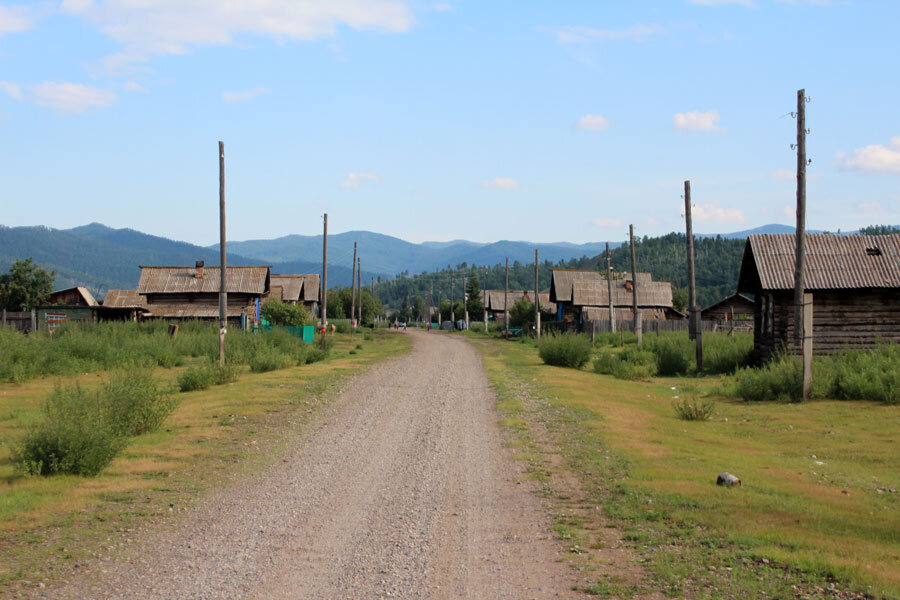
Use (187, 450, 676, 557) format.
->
(753, 289, 900, 363)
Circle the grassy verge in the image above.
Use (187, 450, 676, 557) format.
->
(0, 331, 410, 594)
(474, 338, 900, 599)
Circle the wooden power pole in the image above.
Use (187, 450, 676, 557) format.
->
(350, 242, 357, 336)
(504, 257, 510, 333)
(794, 88, 811, 400)
(218, 141, 226, 365)
(450, 273, 455, 324)
(534, 249, 540, 340)
(629, 224, 642, 345)
(351, 256, 362, 327)
(321, 214, 328, 334)
(483, 266, 488, 331)
(684, 180, 702, 371)
(606, 242, 615, 334)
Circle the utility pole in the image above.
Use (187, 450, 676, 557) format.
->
(794, 88, 811, 400)
(684, 180, 702, 371)
(534, 249, 540, 340)
(450, 273, 455, 324)
(357, 257, 362, 326)
(483, 266, 488, 331)
(371, 277, 375, 323)
(504, 257, 509, 333)
(606, 242, 615, 333)
(218, 141, 226, 365)
(321, 213, 328, 335)
(350, 242, 357, 337)
(629, 224, 642, 346)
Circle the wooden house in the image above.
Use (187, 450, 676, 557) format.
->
(483, 290, 556, 321)
(736, 233, 900, 363)
(136, 261, 270, 325)
(269, 273, 320, 315)
(47, 286, 98, 307)
(551, 269, 679, 328)
(700, 293, 755, 329)
(39, 286, 145, 330)
(101, 289, 148, 322)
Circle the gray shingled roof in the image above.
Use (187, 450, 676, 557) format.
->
(137, 266, 270, 295)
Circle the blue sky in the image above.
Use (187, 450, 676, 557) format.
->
(1, 0, 898, 246)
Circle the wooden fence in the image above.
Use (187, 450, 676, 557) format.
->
(1, 309, 35, 333)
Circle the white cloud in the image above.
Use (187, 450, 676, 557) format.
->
(673, 110, 722, 132)
(341, 171, 380, 189)
(0, 4, 33, 35)
(482, 177, 519, 190)
(69, 0, 415, 57)
(771, 168, 795, 181)
(0, 81, 23, 100)
(30, 82, 117, 113)
(558, 24, 662, 44)
(837, 138, 900, 175)
(688, 0, 756, 6)
(691, 203, 745, 224)
(60, 0, 93, 14)
(594, 218, 621, 228)
(575, 114, 609, 131)
(121, 80, 147, 93)
(782, 205, 795, 219)
(433, 3, 453, 11)
(222, 87, 269, 103)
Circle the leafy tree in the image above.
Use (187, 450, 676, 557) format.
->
(0, 258, 54, 311)
(465, 270, 484, 320)
(672, 286, 688, 313)
(261, 298, 310, 326)
(326, 287, 382, 324)
(399, 296, 411, 323)
(413, 296, 425, 322)
(859, 224, 900, 236)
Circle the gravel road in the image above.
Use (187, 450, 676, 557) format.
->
(51, 331, 578, 599)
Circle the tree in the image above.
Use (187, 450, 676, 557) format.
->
(672, 286, 688, 313)
(413, 296, 424, 322)
(399, 296, 411, 323)
(465, 270, 484, 320)
(0, 258, 54, 311)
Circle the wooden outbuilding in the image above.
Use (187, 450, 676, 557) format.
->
(736, 233, 900, 363)
(136, 261, 270, 325)
(47, 286, 98, 307)
(700, 293, 755, 330)
(551, 269, 680, 328)
(269, 273, 320, 315)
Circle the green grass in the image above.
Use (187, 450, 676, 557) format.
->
(476, 338, 900, 598)
(0, 330, 410, 595)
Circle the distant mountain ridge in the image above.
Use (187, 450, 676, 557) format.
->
(3, 222, 883, 298)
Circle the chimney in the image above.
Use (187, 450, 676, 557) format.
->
(195, 260, 205, 279)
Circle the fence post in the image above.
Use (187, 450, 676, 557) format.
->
(31, 309, 37, 332)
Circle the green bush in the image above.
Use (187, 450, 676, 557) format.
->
(14, 383, 125, 476)
(177, 365, 214, 392)
(261, 298, 310, 326)
(210, 361, 241, 385)
(249, 346, 292, 373)
(333, 321, 351, 334)
(593, 330, 637, 348)
(538, 333, 592, 368)
(305, 347, 328, 364)
(593, 347, 658, 380)
(730, 354, 803, 402)
(702, 332, 753, 374)
(645, 334, 693, 376)
(672, 387, 715, 421)
(824, 344, 900, 404)
(105, 370, 176, 436)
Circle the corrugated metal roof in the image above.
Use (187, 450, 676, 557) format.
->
(137, 266, 270, 295)
(102, 289, 146, 308)
(572, 279, 673, 308)
(486, 290, 527, 310)
(700, 293, 755, 314)
(549, 269, 603, 302)
(745, 234, 900, 290)
(581, 306, 636, 321)
(49, 286, 99, 307)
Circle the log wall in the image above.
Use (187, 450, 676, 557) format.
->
(753, 289, 900, 363)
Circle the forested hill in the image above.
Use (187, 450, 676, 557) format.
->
(371, 233, 748, 310)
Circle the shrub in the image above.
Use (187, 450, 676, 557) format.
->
(702, 332, 753, 374)
(364, 333, 374, 341)
(210, 361, 241, 385)
(334, 321, 351, 334)
(538, 333, 592, 368)
(730, 354, 803, 402)
(105, 370, 176, 436)
(177, 365, 214, 392)
(645, 334, 693, 376)
(672, 388, 715, 421)
(824, 345, 900, 404)
(249, 346, 292, 373)
(593, 347, 658, 380)
(593, 331, 637, 348)
(261, 298, 310, 326)
(13, 384, 125, 476)
(305, 347, 328, 364)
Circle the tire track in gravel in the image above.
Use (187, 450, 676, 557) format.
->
(48, 331, 578, 599)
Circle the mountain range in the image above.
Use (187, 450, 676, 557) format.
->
(0, 221, 853, 299)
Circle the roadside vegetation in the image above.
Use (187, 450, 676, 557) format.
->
(477, 336, 900, 598)
(0, 321, 325, 383)
(0, 329, 410, 594)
